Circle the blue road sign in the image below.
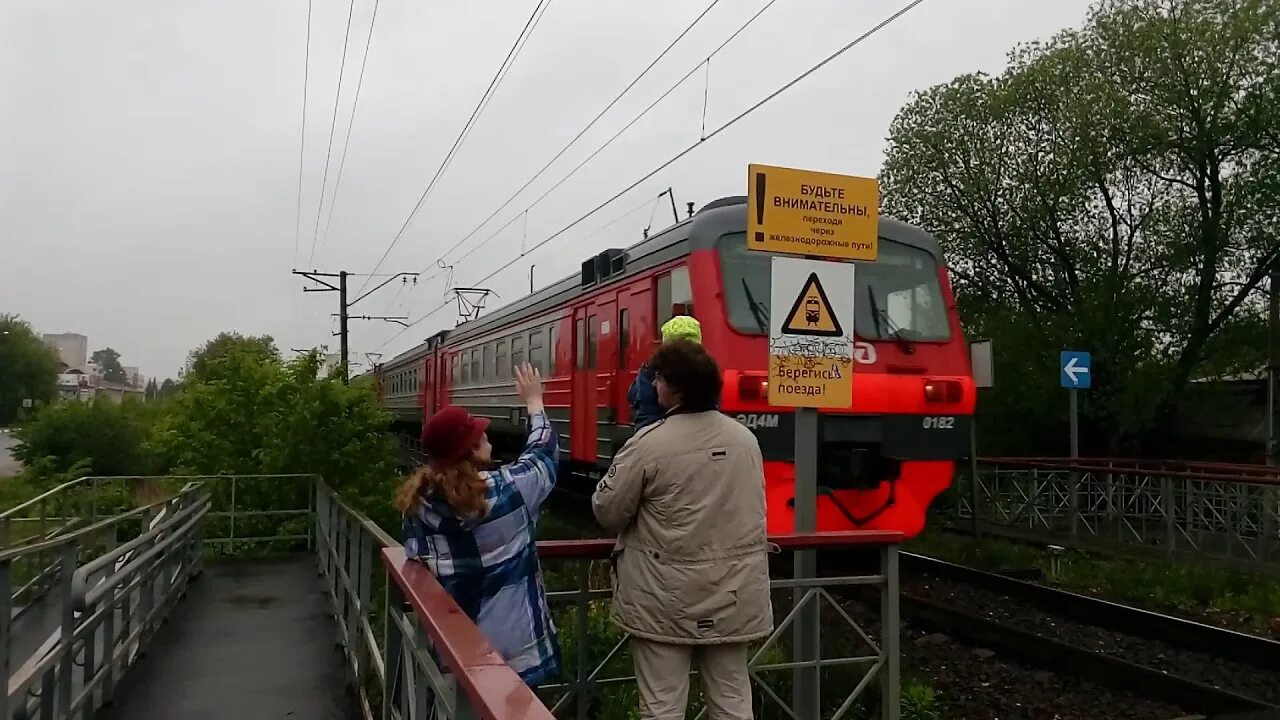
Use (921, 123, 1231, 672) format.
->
(1060, 351, 1092, 390)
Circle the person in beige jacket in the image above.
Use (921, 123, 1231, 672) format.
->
(592, 339, 774, 720)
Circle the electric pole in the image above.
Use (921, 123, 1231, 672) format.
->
(1269, 265, 1279, 465)
(293, 269, 418, 383)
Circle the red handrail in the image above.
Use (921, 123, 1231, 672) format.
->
(536, 530, 903, 560)
(381, 548, 556, 720)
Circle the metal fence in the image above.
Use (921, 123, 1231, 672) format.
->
(0, 484, 208, 720)
(325, 519, 903, 720)
(952, 458, 1280, 576)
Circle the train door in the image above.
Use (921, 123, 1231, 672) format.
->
(593, 296, 619, 425)
(422, 355, 437, 417)
(618, 283, 652, 425)
(571, 306, 597, 463)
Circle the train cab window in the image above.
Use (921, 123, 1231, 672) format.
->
(716, 232, 951, 340)
(511, 336, 525, 370)
(529, 329, 546, 374)
(655, 266, 693, 337)
(495, 340, 509, 380)
(619, 309, 629, 369)
(575, 318, 587, 370)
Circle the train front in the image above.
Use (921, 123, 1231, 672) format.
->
(688, 197, 975, 539)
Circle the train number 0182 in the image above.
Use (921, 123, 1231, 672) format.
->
(922, 416, 956, 430)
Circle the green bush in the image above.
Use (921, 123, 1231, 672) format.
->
(14, 397, 160, 480)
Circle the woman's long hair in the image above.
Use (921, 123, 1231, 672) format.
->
(393, 461, 489, 521)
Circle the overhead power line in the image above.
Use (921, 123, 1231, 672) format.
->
(307, 0, 358, 267)
(316, 0, 382, 259)
(355, 0, 554, 298)
(450, 0, 780, 268)
(292, 0, 313, 267)
(375, 0, 931, 353)
(426, 0, 727, 271)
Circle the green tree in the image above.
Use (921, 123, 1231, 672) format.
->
(13, 396, 160, 479)
(880, 0, 1280, 452)
(152, 342, 397, 522)
(145, 378, 159, 401)
(91, 348, 129, 384)
(158, 378, 180, 398)
(184, 332, 279, 385)
(0, 314, 58, 425)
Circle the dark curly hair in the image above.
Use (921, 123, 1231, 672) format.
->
(648, 338, 722, 412)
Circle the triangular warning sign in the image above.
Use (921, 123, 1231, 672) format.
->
(781, 272, 844, 337)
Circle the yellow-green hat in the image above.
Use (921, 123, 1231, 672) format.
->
(661, 315, 701, 343)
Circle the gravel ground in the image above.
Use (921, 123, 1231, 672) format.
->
(904, 571, 1280, 707)
(837, 598, 1190, 720)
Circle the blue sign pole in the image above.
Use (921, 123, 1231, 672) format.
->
(1060, 351, 1092, 459)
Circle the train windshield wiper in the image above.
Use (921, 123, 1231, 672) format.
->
(866, 285, 915, 354)
(741, 278, 769, 335)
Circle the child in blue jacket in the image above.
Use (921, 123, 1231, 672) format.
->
(628, 316, 702, 431)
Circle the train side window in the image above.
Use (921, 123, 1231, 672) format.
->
(495, 340, 508, 380)
(575, 317, 586, 370)
(529, 329, 546, 374)
(470, 349, 480, 384)
(511, 335, 525, 370)
(619, 309, 629, 369)
(548, 325, 558, 374)
(483, 344, 494, 382)
(452, 355, 459, 384)
(587, 315, 599, 369)
(655, 266, 693, 336)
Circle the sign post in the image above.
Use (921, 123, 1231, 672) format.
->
(750, 163, 885, 720)
(968, 340, 994, 537)
(1060, 350, 1091, 540)
(1059, 350, 1091, 458)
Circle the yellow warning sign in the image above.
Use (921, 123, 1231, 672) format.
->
(781, 273, 843, 337)
(768, 356, 853, 409)
(767, 257, 855, 409)
(747, 163, 879, 261)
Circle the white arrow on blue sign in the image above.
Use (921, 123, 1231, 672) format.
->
(1060, 351, 1092, 389)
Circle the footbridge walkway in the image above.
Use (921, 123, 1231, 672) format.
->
(1, 475, 903, 720)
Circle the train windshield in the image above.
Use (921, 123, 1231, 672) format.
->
(716, 232, 952, 341)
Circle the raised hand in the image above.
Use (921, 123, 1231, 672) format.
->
(514, 362, 544, 413)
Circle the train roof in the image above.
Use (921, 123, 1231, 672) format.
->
(377, 195, 943, 367)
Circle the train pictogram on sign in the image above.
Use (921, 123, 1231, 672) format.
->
(781, 273, 844, 337)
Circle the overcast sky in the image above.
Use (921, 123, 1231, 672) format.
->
(1, 0, 1094, 380)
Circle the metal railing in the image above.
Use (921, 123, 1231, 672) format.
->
(536, 534, 902, 720)
(320, 503, 904, 720)
(1, 484, 208, 720)
(953, 458, 1280, 575)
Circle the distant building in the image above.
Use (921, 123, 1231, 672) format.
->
(43, 333, 88, 372)
(122, 366, 144, 387)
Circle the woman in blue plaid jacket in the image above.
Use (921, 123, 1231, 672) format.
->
(394, 362, 562, 687)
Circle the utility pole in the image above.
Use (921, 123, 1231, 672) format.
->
(294, 269, 419, 383)
(1269, 265, 1280, 465)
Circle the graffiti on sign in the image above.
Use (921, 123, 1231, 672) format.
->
(767, 257, 855, 408)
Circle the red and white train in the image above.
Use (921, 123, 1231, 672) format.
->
(368, 195, 976, 538)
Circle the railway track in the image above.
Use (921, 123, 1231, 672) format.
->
(547, 487, 1280, 717)
(893, 552, 1280, 719)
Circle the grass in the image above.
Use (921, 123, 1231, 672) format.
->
(905, 528, 1280, 635)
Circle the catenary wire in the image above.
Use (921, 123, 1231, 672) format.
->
(375, 0, 930, 353)
(423, 0, 726, 270)
(449, 0, 779, 267)
(354, 0, 553, 298)
(307, 0, 357, 266)
(292, 0, 313, 268)
(316, 0, 382, 259)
